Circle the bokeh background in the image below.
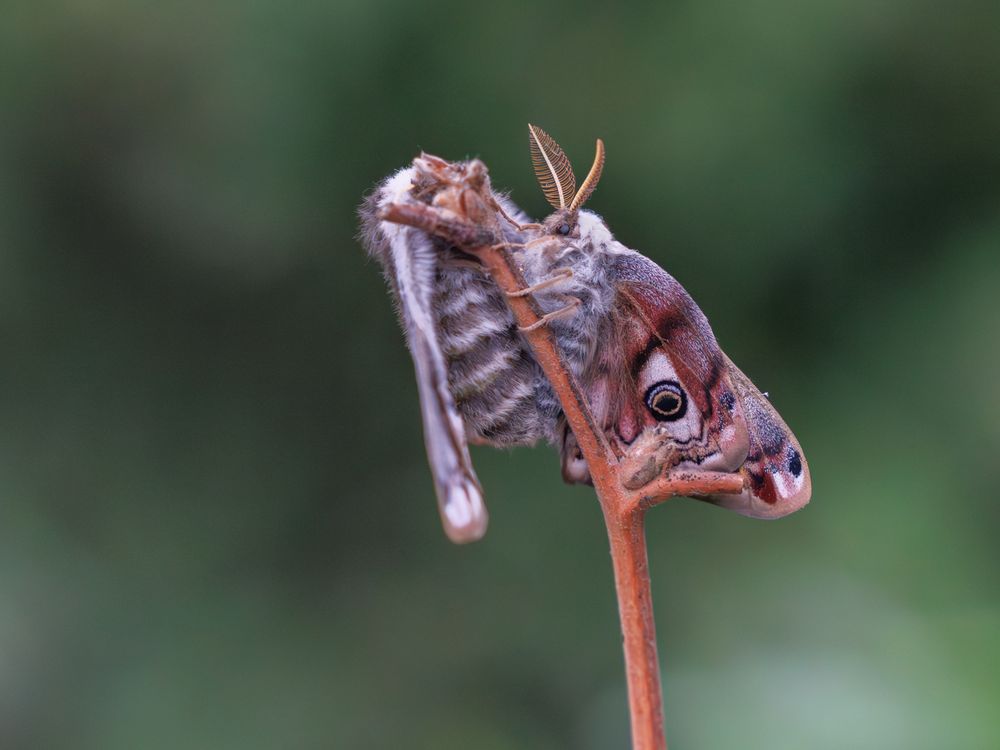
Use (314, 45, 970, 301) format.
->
(2, 1, 998, 748)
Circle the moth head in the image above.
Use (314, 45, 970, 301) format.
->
(528, 124, 605, 239)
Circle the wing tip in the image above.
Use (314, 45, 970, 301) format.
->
(440, 480, 489, 543)
(701, 458, 811, 520)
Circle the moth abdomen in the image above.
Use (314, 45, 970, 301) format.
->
(432, 259, 550, 447)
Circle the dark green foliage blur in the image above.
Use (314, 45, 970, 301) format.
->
(2, 1, 998, 748)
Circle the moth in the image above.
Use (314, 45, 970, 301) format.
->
(359, 125, 810, 542)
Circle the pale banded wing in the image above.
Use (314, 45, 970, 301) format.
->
(365, 168, 488, 543)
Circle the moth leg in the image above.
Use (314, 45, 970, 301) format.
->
(492, 200, 542, 232)
(521, 236, 561, 250)
(490, 236, 558, 252)
(518, 294, 581, 332)
(505, 267, 574, 298)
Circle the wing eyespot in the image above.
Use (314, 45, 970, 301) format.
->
(644, 380, 687, 422)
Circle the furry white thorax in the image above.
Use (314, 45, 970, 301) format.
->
(576, 209, 614, 251)
(579, 210, 635, 255)
(516, 209, 624, 317)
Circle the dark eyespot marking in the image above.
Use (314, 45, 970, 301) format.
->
(719, 390, 736, 413)
(644, 380, 687, 422)
(557, 223, 571, 235)
(787, 447, 802, 478)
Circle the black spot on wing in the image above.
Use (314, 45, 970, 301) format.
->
(787, 446, 802, 477)
(720, 390, 736, 412)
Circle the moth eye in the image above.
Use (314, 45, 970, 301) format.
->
(644, 380, 687, 422)
(557, 223, 571, 235)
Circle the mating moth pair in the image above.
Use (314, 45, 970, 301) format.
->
(360, 126, 810, 542)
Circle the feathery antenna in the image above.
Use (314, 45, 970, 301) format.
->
(570, 138, 605, 211)
(528, 124, 576, 210)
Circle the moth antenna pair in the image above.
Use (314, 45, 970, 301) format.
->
(527, 124, 605, 212)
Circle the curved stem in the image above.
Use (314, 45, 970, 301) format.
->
(470, 241, 677, 750)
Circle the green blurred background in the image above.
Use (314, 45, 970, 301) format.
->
(2, 1, 998, 748)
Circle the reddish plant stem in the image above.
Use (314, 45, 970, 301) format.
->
(475, 243, 668, 748)
(470, 242, 746, 750)
(382, 199, 744, 750)
(600, 501, 665, 749)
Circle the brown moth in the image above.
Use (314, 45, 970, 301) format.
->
(359, 126, 810, 542)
